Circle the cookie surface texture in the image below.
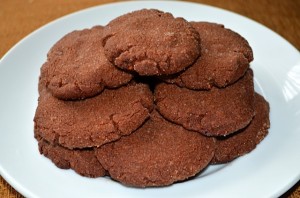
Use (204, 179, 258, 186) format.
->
(40, 26, 132, 100)
(155, 69, 255, 136)
(95, 111, 215, 187)
(34, 83, 153, 149)
(102, 9, 201, 76)
(212, 93, 270, 163)
(38, 138, 106, 178)
(164, 22, 253, 89)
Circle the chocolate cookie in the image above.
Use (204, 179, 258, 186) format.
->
(34, 82, 153, 149)
(95, 111, 215, 187)
(38, 138, 105, 178)
(211, 93, 270, 163)
(155, 69, 255, 136)
(102, 9, 201, 76)
(163, 22, 253, 90)
(40, 25, 133, 100)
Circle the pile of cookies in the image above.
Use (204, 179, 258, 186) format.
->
(34, 9, 270, 187)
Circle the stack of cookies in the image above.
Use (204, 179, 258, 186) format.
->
(34, 9, 270, 187)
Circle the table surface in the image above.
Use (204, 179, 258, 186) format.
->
(0, 0, 299, 197)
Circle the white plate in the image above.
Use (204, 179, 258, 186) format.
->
(0, 1, 300, 198)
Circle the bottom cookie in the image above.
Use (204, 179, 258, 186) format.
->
(95, 110, 215, 187)
(38, 139, 106, 178)
(211, 93, 270, 164)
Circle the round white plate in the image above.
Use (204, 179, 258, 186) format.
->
(0, 1, 299, 198)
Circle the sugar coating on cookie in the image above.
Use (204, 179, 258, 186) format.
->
(163, 22, 253, 89)
(38, 138, 105, 177)
(211, 93, 270, 163)
(102, 9, 201, 76)
(96, 111, 215, 187)
(155, 69, 255, 136)
(34, 82, 153, 149)
(40, 26, 133, 100)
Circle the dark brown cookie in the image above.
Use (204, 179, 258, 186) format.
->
(95, 111, 215, 187)
(163, 22, 253, 89)
(40, 26, 133, 100)
(211, 93, 270, 164)
(34, 82, 153, 149)
(102, 9, 201, 76)
(155, 69, 255, 136)
(38, 138, 105, 178)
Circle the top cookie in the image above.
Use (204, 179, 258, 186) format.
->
(40, 26, 133, 100)
(163, 22, 253, 89)
(102, 9, 201, 76)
